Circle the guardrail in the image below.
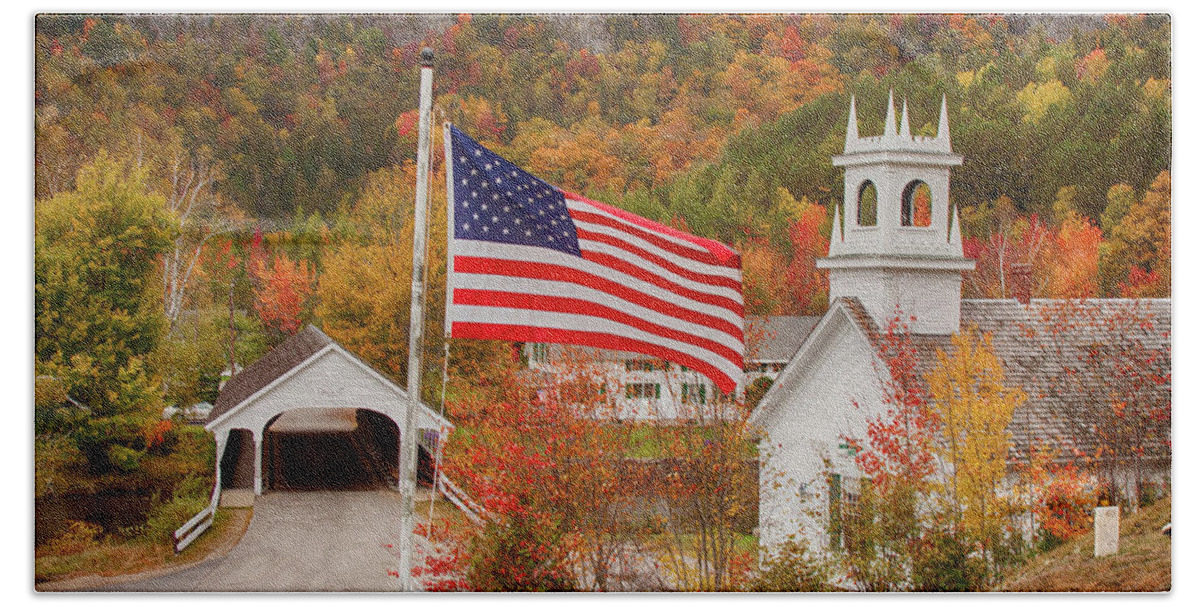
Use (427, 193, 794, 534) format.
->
(173, 502, 216, 552)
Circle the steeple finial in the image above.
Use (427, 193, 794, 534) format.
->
(845, 95, 859, 152)
(883, 90, 897, 138)
(937, 94, 951, 151)
(899, 99, 911, 139)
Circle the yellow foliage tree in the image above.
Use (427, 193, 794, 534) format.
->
(925, 329, 1026, 554)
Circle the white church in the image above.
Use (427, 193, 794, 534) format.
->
(748, 94, 1171, 557)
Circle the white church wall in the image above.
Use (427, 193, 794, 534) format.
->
(756, 315, 887, 556)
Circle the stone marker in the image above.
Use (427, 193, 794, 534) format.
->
(1094, 506, 1120, 557)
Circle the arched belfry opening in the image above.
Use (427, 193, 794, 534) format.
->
(857, 180, 877, 226)
(901, 180, 932, 227)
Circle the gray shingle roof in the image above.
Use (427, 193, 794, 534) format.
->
(839, 297, 1171, 463)
(748, 316, 821, 362)
(208, 325, 333, 422)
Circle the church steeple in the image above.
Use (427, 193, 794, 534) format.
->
(819, 94, 976, 335)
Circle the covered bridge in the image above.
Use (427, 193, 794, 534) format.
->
(175, 325, 460, 550)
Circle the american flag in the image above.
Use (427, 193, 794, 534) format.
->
(444, 125, 744, 394)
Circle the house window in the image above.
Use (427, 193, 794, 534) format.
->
(529, 343, 549, 364)
(625, 382, 659, 400)
(680, 382, 707, 405)
(625, 359, 661, 372)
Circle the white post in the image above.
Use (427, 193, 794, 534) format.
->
(397, 47, 435, 593)
(211, 432, 227, 506)
(253, 432, 263, 495)
(1094, 506, 1120, 557)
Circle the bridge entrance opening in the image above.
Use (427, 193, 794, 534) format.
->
(261, 408, 431, 491)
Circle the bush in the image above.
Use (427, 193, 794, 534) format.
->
(43, 520, 103, 555)
(911, 528, 988, 592)
(466, 516, 573, 591)
(142, 475, 211, 544)
(750, 537, 831, 591)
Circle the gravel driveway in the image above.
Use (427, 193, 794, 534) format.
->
(99, 490, 411, 592)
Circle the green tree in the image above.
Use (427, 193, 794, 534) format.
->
(35, 153, 174, 477)
(1101, 171, 1170, 297)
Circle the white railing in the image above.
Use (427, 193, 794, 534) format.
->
(436, 475, 486, 526)
(173, 502, 216, 552)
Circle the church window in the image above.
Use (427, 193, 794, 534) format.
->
(828, 473, 866, 551)
(901, 180, 933, 227)
(857, 180, 877, 226)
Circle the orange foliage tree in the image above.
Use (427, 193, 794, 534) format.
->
(1029, 299, 1171, 506)
(434, 348, 643, 591)
(250, 251, 314, 338)
(1042, 212, 1102, 298)
(785, 202, 830, 315)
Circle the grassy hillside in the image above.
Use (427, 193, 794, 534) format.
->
(999, 496, 1171, 592)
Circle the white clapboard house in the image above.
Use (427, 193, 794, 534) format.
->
(523, 315, 818, 422)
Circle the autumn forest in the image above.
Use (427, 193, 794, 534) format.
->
(34, 13, 1170, 589)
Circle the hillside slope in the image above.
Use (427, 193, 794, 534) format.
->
(999, 496, 1171, 592)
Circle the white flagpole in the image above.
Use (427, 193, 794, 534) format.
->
(443, 121, 455, 337)
(398, 47, 435, 593)
(424, 121, 457, 540)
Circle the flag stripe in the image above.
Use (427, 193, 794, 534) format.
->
(579, 250, 743, 313)
(565, 197, 713, 254)
(452, 273, 742, 352)
(452, 239, 742, 321)
(454, 256, 743, 340)
(448, 321, 740, 394)
(575, 227, 744, 291)
(570, 209, 743, 271)
(576, 237, 742, 295)
(450, 276, 742, 354)
(565, 194, 741, 266)
(568, 201, 742, 280)
(452, 290, 743, 366)
(448, 305, 740, 373)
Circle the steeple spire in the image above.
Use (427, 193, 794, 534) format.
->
(949, 204, 963, 251)
(844, 95, 859, 152)
(883, 90, 897, 139)
(936, 94, 951, 151)
(826, 93, 972, 335)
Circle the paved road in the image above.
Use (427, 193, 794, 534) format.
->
(100, 490, 411, 592)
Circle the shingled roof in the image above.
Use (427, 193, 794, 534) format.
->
(208, 325, 334, 422)
(838, 297, 1172, 462)
(748, 316, 821, 362)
